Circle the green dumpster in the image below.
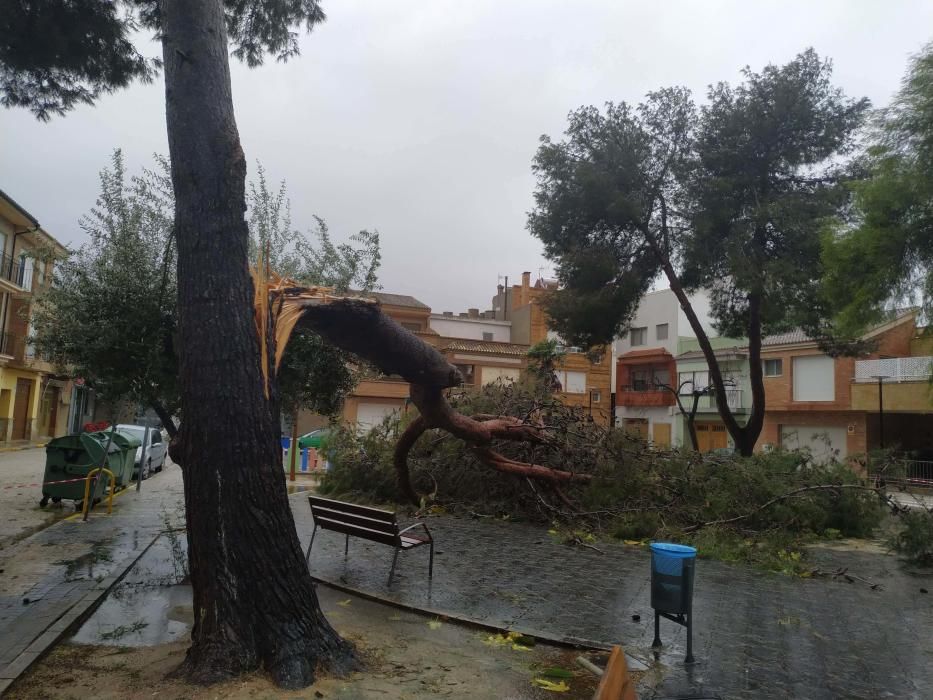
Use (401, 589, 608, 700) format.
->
(109, 430, 142, 487)
(40, 430, 138, 507)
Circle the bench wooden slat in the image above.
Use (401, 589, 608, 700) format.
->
(308, 495, 397, 523)
(313, 515, 400, 547)
(311, 505, 400, 535)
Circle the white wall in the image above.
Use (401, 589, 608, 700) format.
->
(614, 289, 714, 357)
(430, 316, 511, 342)
(676, 290, 715, 340)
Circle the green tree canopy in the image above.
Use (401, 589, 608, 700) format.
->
(0, 0, 325, 120)
(821, 42, 933, 335)
(528, 50, 869, 454)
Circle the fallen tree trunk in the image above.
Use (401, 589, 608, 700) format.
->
(291, 296, 592, 504)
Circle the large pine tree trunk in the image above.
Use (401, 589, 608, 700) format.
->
(160, 0, 353, 688)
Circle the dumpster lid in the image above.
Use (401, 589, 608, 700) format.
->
(79, 432, 123, 463)
(111, 430, 142, 449)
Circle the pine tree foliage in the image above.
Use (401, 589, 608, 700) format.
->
(529, 50, 868, 453)
(0, 0, 326, 119)
(821, 42, 933, 334)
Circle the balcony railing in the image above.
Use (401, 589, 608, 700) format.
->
(0, 332, 15, 357)
(0, 254, 33, 291)
(685, 389, 743, 411)
(0, 334, 54, 365)
(617, 384, 675, 407)
(854, 357, 933, 383)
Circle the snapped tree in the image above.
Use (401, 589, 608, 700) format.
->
(5, 1, 358, 686)
(3, 0, 588, 687)
(32, 152, 377, 438)
(528, 50, 869, 455)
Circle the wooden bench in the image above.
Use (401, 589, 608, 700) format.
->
(594, 645, 637, 700)
(305, 495, 434, 586)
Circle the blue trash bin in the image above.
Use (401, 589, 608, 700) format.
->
(649, 542, 697, 663)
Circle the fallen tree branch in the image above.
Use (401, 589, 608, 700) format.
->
(683, 484, 889, 533)
(289, 296, 591, 504)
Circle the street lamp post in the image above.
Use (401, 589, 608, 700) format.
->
(871, 374, 889, 449)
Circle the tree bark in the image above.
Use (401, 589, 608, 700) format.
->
(738, 292, 766, 456)
(160, 0, 352, 688)
(657, 383, 700, 451)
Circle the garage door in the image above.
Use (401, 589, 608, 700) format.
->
(356, 403, 401, 431)
(696, 423, 728, 452)
(780, 425, 847, 463)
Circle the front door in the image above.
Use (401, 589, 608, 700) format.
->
(12, 378, 32, 440)
(696, 423, 728, 452)
(652, 422, 671, 447)
(41, 386, 59, 438)
(622, 417, 649, 440)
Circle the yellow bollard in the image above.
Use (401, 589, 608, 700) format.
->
(82, 468, 115, 518)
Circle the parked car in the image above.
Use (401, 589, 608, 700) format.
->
(116, 424, 168, 480)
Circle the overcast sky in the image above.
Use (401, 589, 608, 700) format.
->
(2, 0, 931, 312)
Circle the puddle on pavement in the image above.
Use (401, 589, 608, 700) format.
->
(53, 542, 114, 581)
(286, 481, 316, 494)
(72, 531, 193, 646)
(72, 583, 193, 646)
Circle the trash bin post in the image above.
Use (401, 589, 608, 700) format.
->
(649, 542, 697, 664)
(684, 557, 695, 664)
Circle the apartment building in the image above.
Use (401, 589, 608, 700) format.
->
(613, 288, 715, 445)
(756, 310, 927, 463)
(0, 189, 72, 442)
(490, 271, 613, 424)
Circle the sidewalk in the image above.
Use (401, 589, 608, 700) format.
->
(292, 494, 933, 699)
(0, 464, 184, 695)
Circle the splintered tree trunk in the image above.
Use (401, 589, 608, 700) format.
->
(160, 0, 353, 688)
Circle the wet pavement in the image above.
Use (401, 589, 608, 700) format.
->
(0, 462, 183, 694)
(3, 463, 931, 699)
(0, 448, 73, 551)
(292, 495, 933, 699)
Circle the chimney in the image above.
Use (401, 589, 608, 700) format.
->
(442, 311, 453, 317)
(468, 308, 480, 319)
(521, 271, 531, 288)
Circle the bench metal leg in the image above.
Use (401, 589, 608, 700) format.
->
(387, 547, 401, 587)
(344, 533, 349, 557)
(305, 525, 318, 566)
(428, 540, 434, 578)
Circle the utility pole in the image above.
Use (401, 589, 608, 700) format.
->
(872, 374, 888, 449)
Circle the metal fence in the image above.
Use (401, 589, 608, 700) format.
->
(870, 459, 933, 489)
(0, 254, 33, 290)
